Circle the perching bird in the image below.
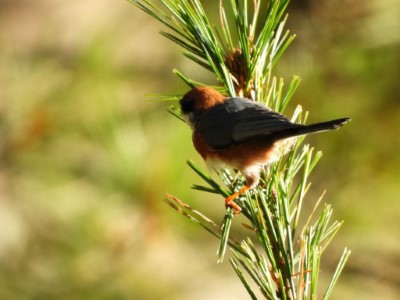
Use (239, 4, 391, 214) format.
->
(180, 86, 350, 214)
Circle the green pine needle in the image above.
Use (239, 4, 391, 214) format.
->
(132, 0, 350, 298)
(323, 248, 351, 300)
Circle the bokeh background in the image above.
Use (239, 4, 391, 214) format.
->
(1, 0, 399, 299)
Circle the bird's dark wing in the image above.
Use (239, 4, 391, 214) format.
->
(195, 97, 299, 150)
(194, 99, 238, 150)
(232, 102, 298, 142)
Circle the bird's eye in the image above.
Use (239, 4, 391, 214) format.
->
(179, 96, 194, 114)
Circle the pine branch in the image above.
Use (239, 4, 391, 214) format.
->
(131, 0, 350, 299)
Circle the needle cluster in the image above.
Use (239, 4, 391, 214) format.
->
(130, 0, 350, 299)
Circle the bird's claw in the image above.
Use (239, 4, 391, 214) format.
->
(225, 198, 242, 215)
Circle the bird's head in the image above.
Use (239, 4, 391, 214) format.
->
(180, 86, 226, 126)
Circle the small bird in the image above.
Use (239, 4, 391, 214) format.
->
(180, 86, 350, 214)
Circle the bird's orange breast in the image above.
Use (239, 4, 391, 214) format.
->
(193, 130, 283, 171)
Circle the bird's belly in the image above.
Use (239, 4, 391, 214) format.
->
(213, 138, 295, 169)
(193, 129, 295, 171)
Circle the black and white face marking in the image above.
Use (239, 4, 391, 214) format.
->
(179, 95, 194, 115)
(179, 96, 196, 128)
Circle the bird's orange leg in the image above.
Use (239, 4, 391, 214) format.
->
(224, 185, 250, 214)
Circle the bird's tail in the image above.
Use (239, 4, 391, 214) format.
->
(273, 118, 350, 140)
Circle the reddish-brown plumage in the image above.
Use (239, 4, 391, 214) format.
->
(193, 130, 277, 172)
(183, 86, 226, 111)
(180, 86, 350, 214)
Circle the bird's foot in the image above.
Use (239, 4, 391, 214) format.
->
(224, 185, 251, 215)
(225, 196, 242, 215)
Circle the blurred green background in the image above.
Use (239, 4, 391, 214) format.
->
(0, 0, 399, 299)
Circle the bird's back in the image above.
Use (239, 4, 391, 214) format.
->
(195, 97, 296, 150)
